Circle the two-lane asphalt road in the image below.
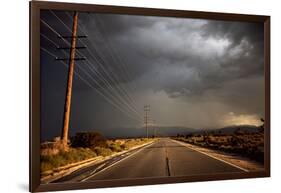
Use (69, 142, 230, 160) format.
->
(77, 138, 244, 182)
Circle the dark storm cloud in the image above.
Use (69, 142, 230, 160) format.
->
(90, 14, 264, 96)
(86, 14, 264, 118)
(201, 20, 264, 75)
(201, 20, 264, 49)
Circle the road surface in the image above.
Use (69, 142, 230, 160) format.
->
(54, 138, 244, 183)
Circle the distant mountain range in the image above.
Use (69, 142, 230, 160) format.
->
(91, 126, 196, 139)
(213, 125, 261, 134)
(72, 125, 261, 139)
(153, 125, 261, 136)
(189, 125, 261, 135)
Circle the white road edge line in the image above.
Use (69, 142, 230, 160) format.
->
(80, 141, 157, 182)
(172, 139, 249, 172)
(90, 163, 106, 175)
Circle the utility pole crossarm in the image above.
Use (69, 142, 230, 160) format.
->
(55, 57, 86, 61)
(58, 35, 88, 39)
(56, 46, 87, 50)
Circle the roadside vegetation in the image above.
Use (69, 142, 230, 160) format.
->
(173, 128, 264, 163)
(41, 132, 155, 172)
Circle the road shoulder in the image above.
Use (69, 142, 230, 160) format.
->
(172, 139, 264, 172)
(42, 139, 157, 184)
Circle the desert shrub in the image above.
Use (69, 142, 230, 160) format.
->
(41, 138, 66, 156)
(120, 144, 126, 149)
(93, 147, 113, 157)
(109, 143, 123, 152)
(185, 134, 193, 138)
(71, 132, 107, 148)
(121, 143, 131, 150)
(123, 140, 138, 149)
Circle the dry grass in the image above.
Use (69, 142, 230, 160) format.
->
(41, 148, 97, 172)
(174, 131, 264, 163)
(41, 135, 155, 172)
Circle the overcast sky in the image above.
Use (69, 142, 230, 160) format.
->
(40, 10, 264, 140)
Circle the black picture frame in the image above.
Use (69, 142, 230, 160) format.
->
(30, 1, 270, 192)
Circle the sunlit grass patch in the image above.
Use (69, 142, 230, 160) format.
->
(41, 148, 97, 172)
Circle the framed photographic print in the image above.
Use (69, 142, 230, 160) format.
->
(30, 1, 270, 192)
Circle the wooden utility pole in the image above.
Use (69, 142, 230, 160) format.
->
(144, 105, 150, 138)
(152, 120, 156, 137)
(61, 11, 79, 149)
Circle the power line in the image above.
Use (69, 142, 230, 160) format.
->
(76, 12, 139, 110)
(41, 36, 142, 121)
(40, 17, 142, 119)
(40, 33, 59, 47)
(41, 45, 142, 123)
(95, 14, 137, 90)
(63, 11, 142, 117)
(63, 51, 142, 119)
(89, 13, 138, 99)
(40, 47, 57, 58)
(78, 28, 138, 108)
(41, 17, 142, 121)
